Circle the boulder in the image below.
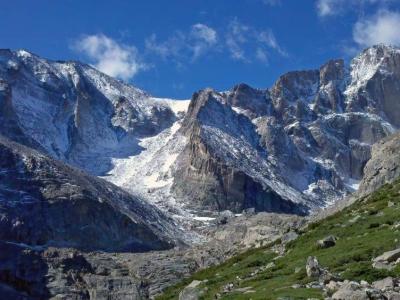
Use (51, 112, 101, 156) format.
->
(317, 235, 337, 249)
(386, 292, 400, 300)
(373, 277, 395, 291)
(215, 210, 235, 225)
(179, 280, 203, 300)
(306, 256, 321, 278)
(372, 261, 394, 270)
(373, 249, 400, 269)
(281, 231, 299, 244)
(326, 280, 341, 292)
(373, 249, 400, 263)
(332, 282, 369, 300)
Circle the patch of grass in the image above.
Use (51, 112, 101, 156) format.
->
(158, 179, 400, 300)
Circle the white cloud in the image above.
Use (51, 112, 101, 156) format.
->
(190, 24, 218, 59)
(316, 0, 337, 16)
(225, 19, 286, 62)
(145, 32, 186, 60)
(191, 24, 217, 44)
(262, 0, 281, 6)
(256, 48, 268, 63)
(353, 10, 400, 47)
(316, 0, 392, 17)
(257, 30, 287, 56)
(73, 34, 146, 80)
(145, 21, 285, 66)
(226, 20, 250, 61)
(145, 23, 217, 62)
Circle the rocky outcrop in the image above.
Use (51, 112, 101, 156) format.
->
(0, 207, 304, 299)
(358, 132, 400, 196)
(0, 135, 178, 252)
(331, 281, 369, 300)
(372, 248, 400, 270)
(306, 256, 322, 278)
(178, 280, 204, 300)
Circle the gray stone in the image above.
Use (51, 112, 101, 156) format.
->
(179, 280, 203, 300)
(215, 210, 235, 225)
(325, 280, 341, 292)
(332, 282, 369, 300)
(386, 292, 400, 300)
(372, 261, 394, 270)
(317, 235, 337, 249)
(373, 277, 395, 291)
(374, 249, 400, 263)
(281, 231, 299, 244)
(306, 256, 321, 278)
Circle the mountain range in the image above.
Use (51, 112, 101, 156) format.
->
(0, 44, 400, 299)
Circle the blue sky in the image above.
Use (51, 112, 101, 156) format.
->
(1, 0, 400, 98)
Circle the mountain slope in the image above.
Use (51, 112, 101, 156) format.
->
(0, 135, 179, 252)
(0, 49, 176, 175)
(159, 175, 400, 299)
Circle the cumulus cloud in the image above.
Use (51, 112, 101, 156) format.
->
(353, 10, 400, 47)
(73, 34, 146, 80)
(145, 23, 217, 62)
(316, 0, 391, 17)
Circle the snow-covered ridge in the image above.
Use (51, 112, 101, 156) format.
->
(345, 44, 400, 98)
(102, 98, 195, 220)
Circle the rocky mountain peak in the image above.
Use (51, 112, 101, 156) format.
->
(270, 69, 320, 104)
(0, 49, 177, 175)
(319, 59, 345, 85)
(227, 83, 270, 118)
(345, 44, 400, 127)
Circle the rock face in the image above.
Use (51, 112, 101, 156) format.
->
(172, 45, 399, 214)
(0, 135, 178, 252)
(358, 132, 400, 196)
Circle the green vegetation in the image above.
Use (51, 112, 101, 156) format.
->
(158, 179, 400, 300)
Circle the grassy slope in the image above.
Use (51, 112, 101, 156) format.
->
(158, 178, 400, 299)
